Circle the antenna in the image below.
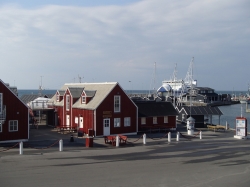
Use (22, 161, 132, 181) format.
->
(185, 57, 194, 88)
(149, 62, 156, 95)
(39, 76, 43, 96)
(78, 75, 84, 83)
(173, 63, 177, 107)
(153, 62, 156, 95)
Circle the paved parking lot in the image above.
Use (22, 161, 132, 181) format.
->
(1, 125, 250, 187)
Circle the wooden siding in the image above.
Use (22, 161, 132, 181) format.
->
(138, 116, 176, 131)
(95, 84, 137, 136)
(72, 109, 94, 134)
(0, 81, 29, 142)
(55, 83, 137, 136)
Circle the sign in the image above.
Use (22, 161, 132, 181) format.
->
(235, 117, 247, 137)
(103, 111, 112, 118)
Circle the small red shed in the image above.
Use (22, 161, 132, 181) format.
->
(49, 82, 138, 137)
(0, 79, 29, 143)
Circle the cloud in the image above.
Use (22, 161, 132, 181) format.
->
(0, 0, 250, 90)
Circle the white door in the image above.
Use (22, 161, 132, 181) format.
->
(79, 117, 83, 128)
(103, 118, 110, 136)
(66, 115, 70, 126)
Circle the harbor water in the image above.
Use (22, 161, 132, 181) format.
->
(214, 103, 250, 132)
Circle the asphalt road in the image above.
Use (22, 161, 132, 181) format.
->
(1, 127, 250, 187)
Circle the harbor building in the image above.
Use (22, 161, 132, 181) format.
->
(0, 79, 29, 143)
(133, 100, 178, 132)
(47, 82, 138, 137)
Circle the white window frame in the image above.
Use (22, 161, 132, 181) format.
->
(153, 117, 157, 124)
(164, 116, 168, 123)
(9, 120, 18, 132)
(114, 118, 120, 127)
(0, 93, 2, 114)
(56, 94, 60, 102)
(124, 117, 131, 127)
(66, 95, 70, 111)
(82, 96, 86, 104)
(141, 117, 146, 125)
(114, 96, 121, 113)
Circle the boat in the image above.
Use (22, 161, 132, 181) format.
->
(157, 58, 197, 100)
(239, 84, 250, 104)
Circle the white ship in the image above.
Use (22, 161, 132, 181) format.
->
(157, 58, 197, 98)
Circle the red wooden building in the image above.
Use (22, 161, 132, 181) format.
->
(0, 79, 29, 143)
(48, 82, 138, 137)
(134, 100, 178, 132)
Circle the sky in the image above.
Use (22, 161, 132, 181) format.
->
(0, 0, 250, 91)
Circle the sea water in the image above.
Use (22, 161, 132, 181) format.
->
(214, 104, 250, 132)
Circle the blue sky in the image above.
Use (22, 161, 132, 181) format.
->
(0, 0, 250, 91)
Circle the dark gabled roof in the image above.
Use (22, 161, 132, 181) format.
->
(176, 106, 223, 115)
(84, 90, 96, 97)
(68, 87, 84, 98)
(135, 101, 178, 117)
(57, 90, 65, 95)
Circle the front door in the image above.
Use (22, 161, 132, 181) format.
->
(103, 118, 110, 136)
(66, 115, 70, 126)
(79, 117, 83, 128)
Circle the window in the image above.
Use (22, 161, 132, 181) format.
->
(0, 93, 2, 114)
(114, 118, 120, 127)
(153, 117, 157, 124)
(0, 122, 2, 132)
(114, 96, 120, 112)
(82, 96, 86, 104)
(56, 94, 60, 102)
(66, 95, 70, 111)
(124, 117, 130, 127)
(164, 116, 168, 123)
(141, 117, 146, 125)
(9, 120, 18, 132)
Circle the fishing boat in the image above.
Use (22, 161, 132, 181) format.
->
(239, 84, 250, 104)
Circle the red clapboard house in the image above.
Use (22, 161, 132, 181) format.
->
(48, 82, 138, 137)
(133, 100, 178, 132)
(0, 79, 29, 143)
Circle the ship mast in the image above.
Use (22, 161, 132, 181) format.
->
(184, 57, 195, 88)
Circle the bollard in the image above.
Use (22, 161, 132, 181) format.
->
(116, 135, 119, 147)
(168, 132, 171, 143)
(143, 133, 146, 145)
(19, 141, 23, 155)
(200, 131, 202, 139)
(59, 139, 63, 152)
(176, 132, 180, 142)
(226, 121, 229, 130)
(70, 134, 74, 142)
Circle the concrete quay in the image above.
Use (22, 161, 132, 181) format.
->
(1, 125, 250, 187)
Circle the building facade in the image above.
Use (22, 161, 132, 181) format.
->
(134, 101, 178, 132)
(48, 82, 138, 137)
(0, 79, 29, 143)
